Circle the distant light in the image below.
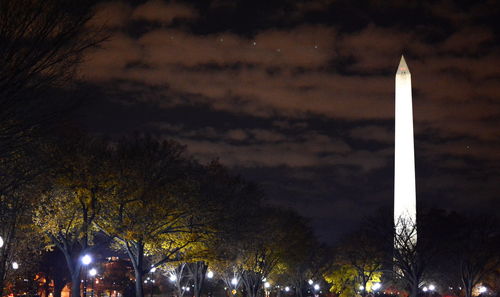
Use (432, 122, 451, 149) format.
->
(359, 286, 364, 291)
(231, 278, 238, 285)
(207, 271, 214, 279)
(264, 282, 270, 288)
(81, 255, 92, 265)
(423, 287, 428, 292)
(314, 284, 320, 291)
(169, 274, 177, 282)
(0, 236, 3, 248)
(285, 287, 290, 292)
(479, 287, 487, 294)
(89, 268, 97, 276)
(429, 285, 435, 291)
(308, 280, 313, 285)
(150, 267, 156, 273)
(186, 287, 190, 292)
(12, 262, 19, 270)
(373, 283, 381, 291)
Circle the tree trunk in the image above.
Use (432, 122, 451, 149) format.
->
(71, 271, 81, 297)
(60, 248, 81, 297)
(241, 271, 261, 297)
(0, 250, 7, 293)
(191, 262, 207, 297)
(134, 269, 144, 297)
(127, 242, 144, 297)
(409, 281, 418, 297)
(463, 278, 473, 297)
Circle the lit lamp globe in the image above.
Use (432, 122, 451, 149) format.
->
(308, 280, 313, 285)
(81, 255, 92, 265)
(12, 262, 19, 270)
(89, 268, 97, 277)
(231, 277, 238, 286)
(169, 274, 177, 282)
(285, 287, 290, 292)
(313, 284, 320, 291)
(372, 283, 381, 291)
(207, 271, 214, 279)
(429, 285, 435, 292)
(264, 282, 271, 289)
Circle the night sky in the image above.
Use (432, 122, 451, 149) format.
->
(75, 0, 500, 243)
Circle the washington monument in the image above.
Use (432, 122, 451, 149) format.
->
(394, 55, 417, 241)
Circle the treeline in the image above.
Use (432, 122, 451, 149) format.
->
(1, 132, 321, 297)
(324, 209, 500, 297)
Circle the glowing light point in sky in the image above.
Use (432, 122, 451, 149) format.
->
(394, 55, 417, 241)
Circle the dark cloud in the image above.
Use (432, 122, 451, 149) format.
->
(77, 0, 500, 243)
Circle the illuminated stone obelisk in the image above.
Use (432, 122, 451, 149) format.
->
(394, 55, 417, 241)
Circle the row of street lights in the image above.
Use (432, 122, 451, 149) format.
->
(81, 254, 99, 297)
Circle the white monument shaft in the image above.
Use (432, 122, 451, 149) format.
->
(394, 56, 417, 233)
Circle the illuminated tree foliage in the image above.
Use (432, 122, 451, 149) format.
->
(236, 208, 313, 297)
(33, 136, 113, 297)
(334, 230, 383, 297)
(324, 264, 358, 297)
(96, 136, 218, 297)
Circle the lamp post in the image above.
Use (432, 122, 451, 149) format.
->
(89, 268, 97, 297)
(81, 255, 92, 297)
(149, 267, 156, 297)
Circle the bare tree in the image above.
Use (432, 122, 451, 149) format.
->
(0, 0, 103, 157)
(1, 1, 103, 292)
(451, 217, 500, 297)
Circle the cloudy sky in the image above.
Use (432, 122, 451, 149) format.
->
(76, 0, 500, 243)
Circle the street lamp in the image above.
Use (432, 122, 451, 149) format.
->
(89, 269, 97, 297)
(81, 255, 92, 297)
(207, 270, 214, 279)
(423, 287, 428, 292)
(372, 283, 381, 291)
(313, 284, 320, 291)
(308, 280, 313, 285)
(285, 287, 290, 292)
(82, 255, 92, 265)
(429, 285, 435, 292)
(479, 287, 487, 294)
(231, 277, 238, 286)
(12, 262, 19, 270)
(169, 274, 177, 282)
